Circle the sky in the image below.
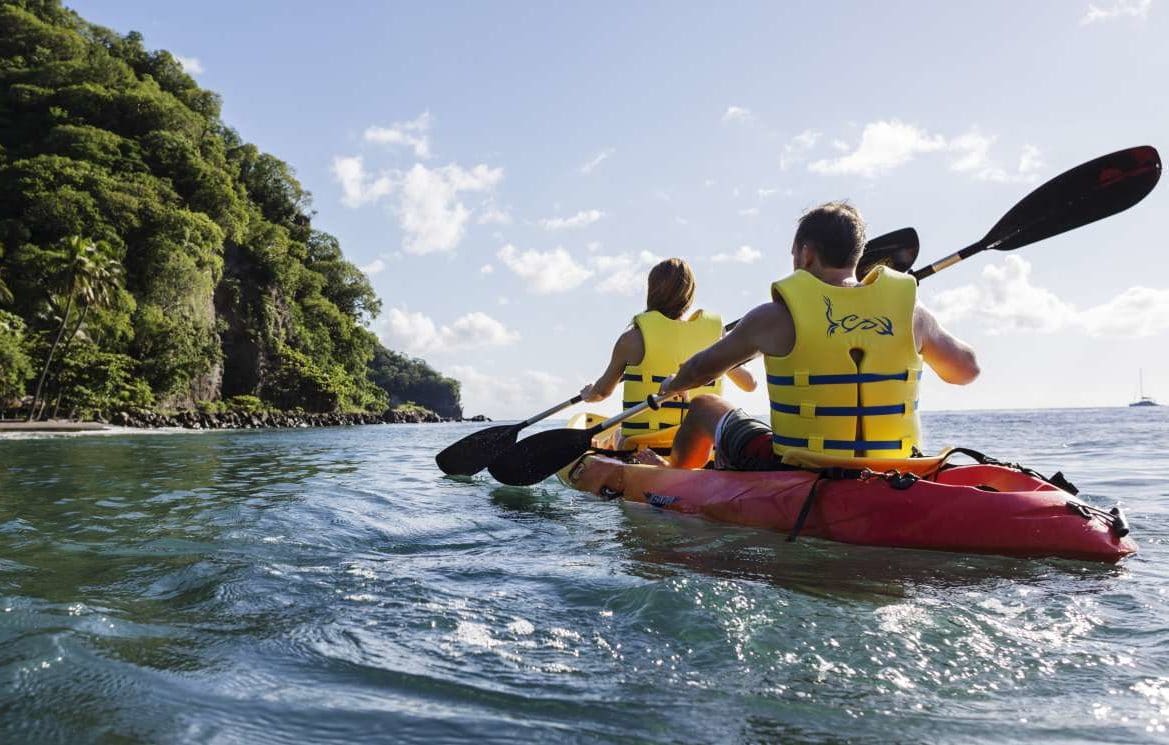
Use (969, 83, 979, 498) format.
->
(71, 0, 1169, 418)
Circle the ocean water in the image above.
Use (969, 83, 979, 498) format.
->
(1, 407, 1167, 744)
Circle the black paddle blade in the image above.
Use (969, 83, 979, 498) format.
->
(487, 428, 595, 486)
(856, 227, 921, 278)
(435, 424, 520, 476)
(984, 145, 1161, 253)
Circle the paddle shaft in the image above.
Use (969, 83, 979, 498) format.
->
(912, 242, 981, 281)
(520, 395, 582, 428)
(586, 394, 677, 437)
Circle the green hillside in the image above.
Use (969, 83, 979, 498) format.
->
(0, 0, 461, 419)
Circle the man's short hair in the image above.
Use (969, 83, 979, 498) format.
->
(794, 201, 866, 269)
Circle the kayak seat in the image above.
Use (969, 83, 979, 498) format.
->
(779, 447, 954, 478)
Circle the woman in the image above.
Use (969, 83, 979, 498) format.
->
(579, 258, 756, 449)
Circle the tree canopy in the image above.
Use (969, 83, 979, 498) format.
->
(0, 0, 461, 417)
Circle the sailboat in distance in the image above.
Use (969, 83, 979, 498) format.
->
(1130, 369, 1159, 407)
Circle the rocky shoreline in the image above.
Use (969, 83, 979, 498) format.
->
(1, 408, 490, 432)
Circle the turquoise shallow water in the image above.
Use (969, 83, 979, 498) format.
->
(1, 407, 1168, 744)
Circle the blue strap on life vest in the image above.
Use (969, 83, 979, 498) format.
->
(772, 434, 904, 451)
(770, 402, 909, 417)
(767, 370, 923, 386)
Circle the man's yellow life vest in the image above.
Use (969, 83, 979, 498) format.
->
(621, 310, 723, 442)
(763, 267, 922, 458)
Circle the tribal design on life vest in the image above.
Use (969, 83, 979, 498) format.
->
(823, 296, 894, 336)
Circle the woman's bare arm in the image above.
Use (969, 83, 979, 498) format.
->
(726, 361, 757, 391)
(580, 327, 642, 402)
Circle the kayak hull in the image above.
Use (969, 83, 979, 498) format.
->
(555, 420, 1136, 563)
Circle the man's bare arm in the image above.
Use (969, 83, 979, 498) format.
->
(660, 303, 776, 396)
(915, 305, 980, 385)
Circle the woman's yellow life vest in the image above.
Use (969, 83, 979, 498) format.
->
(621, 310, 723, 444)
(763, 267, 922, 458)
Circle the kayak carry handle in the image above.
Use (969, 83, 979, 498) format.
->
(1110, 507, 1131, 538)
(1067, 501, 1131, 538)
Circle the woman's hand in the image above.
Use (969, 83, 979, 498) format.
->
(579, 382, 606, 403)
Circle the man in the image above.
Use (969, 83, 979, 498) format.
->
(646, 201, 979, 470)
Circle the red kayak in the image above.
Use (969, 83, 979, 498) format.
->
(557, 416, 1135, 563)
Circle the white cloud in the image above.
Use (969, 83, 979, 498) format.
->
(1079, 287, 1169, 337)
(927, 256, 1169, 337)
(737, 207, 760, 217)
(480, 264, 494, 274)
(580, 148, 615, 174)
(497, 244, 593, 294)
(446, 365, 565, 418)
(948, 130, 995, 174)
(477, 206, 512, 225)
(395, 163, 503, 254)
(722, 106, 753, 124)
(1018, 145, 1044, 177)
(711, 245, 762, 264)
(377, 308, 519, 355)
(757, 188, 778, 199)
(780, 129, 822, 171)
(539, 209, 604, 231)
(332, 156, 394, 208)
(929, 256, 1075, 333)
(360, 258, 385, 276)
(336, 114, 506, 251)
(809, 121, 1043, 182)
(1081, 0, 1152, 24)
(174, 55, 204, 75)
(810, 121, 945, 178)
(363, 111, 432, 159)
(949, 131, 1044, 183)
(591, 250, 661, 295)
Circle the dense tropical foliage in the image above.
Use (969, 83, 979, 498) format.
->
(0, 0, 461, 418)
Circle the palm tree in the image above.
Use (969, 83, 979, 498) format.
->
(27, 237, 123, 421)
(45, 256, 124, 419)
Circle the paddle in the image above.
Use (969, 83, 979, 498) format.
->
(441, 228, 919, 474)
(489, 145, 1161, 487)
(856, 227, 921, 277)
(912, 145, 1161, 280)
(488, 395, 676, 486)
(435, 395, 581, 476)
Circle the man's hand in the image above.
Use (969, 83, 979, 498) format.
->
(656, 375, 687, 400)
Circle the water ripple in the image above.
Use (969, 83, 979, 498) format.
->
(1, 409, 1168, 743)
